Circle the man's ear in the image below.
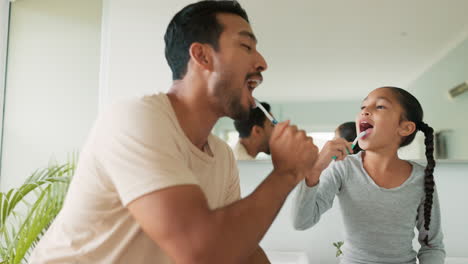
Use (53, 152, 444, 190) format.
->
(189, 42, 213, 71)
(399, 120, 416, 137)
(251, 125, 262, 136)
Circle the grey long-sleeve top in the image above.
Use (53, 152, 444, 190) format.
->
(292, 152, 445, 264)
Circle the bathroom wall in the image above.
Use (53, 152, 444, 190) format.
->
(0, 0, 102, 191)
(408, 35, 468, 160)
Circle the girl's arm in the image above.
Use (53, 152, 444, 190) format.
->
(417, 188, 445, 264)
(292, 138, 351, 230)
(291, 158, 347, 230)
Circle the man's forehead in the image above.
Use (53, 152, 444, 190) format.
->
(216, 13, 254, 38)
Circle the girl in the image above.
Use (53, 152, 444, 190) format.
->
(293, 87, 445, 264)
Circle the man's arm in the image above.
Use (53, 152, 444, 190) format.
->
(127, 121, 318, 264)
(246, 246, 270, 264)
(128, 169, 294, 264)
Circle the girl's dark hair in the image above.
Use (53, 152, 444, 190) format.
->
(164, 1, 249, 80)
(386, 87, 435, 246)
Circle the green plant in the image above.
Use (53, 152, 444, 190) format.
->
(333, 241, 344, 257)
(0, 159, 75, 264)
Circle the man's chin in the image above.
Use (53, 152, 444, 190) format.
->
(230, 107, 250, 121)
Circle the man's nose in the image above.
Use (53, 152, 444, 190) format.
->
(254, 51, 268, 72)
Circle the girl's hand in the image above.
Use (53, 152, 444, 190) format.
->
(305, 138, 352, 186)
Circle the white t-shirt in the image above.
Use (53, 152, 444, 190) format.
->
(29, 93, 241, 264)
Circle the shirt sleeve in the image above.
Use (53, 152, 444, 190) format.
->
(417, 187, 446, 264)
(292, 160, 347, 230)
(93, 99, 199, 206)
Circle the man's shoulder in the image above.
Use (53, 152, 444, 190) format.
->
(104, 93, 170, 118)
(99, 93, 174, 128)
(93, 93, 179, 145)
(210, 134, 234, 154)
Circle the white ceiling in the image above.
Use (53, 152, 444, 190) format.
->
(237, 0, 468, 101)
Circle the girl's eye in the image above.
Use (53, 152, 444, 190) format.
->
(360, 106, 366, 110)
(376, 105, 386, 109)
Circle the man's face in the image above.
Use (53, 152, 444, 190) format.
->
(209, 13, 268, 120)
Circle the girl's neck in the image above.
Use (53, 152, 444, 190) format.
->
(361, 148, 413, 189)
(362, 149, 401, 173)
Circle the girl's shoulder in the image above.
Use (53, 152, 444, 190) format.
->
(325, 152, 364, 181)
(397, 160, 427, 192)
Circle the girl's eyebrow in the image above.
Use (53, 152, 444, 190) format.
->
(362, 96, 393, 105)
(375, 96, 393, 105)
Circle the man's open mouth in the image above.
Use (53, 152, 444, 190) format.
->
(246, 79, 261, 91)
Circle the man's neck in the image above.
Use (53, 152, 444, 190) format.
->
(167, 81, 220, 151)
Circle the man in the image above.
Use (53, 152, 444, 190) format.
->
(233, 102, 274, 160)
(30, 1, 318, 263)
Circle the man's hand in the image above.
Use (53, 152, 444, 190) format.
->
(269, 121, 319, 185)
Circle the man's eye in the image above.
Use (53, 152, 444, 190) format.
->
(241, 44, 252, 51)
(376, 105, 386, 109)
(360, 106, 366, 110)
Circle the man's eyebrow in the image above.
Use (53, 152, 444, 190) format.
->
(239, 30, 257, 44)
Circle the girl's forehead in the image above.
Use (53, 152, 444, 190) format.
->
(364, 88, 397, 102)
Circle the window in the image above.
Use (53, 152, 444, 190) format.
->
(307, 132, 335, 151)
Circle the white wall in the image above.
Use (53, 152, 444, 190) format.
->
(408, 35, 468, 160)
(239, 161, 468, 264)
(99, 0, 197, 110)
(0, 0, 102, 191)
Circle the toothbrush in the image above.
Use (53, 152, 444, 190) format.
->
(254, 98, 279, 125)
(332, 130, 367, 160)
(351, 130, 367, 149)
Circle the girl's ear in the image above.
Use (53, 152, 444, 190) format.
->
(399, 120, 416, 137)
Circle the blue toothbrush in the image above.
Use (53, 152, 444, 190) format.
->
(254, 98, 279, 125)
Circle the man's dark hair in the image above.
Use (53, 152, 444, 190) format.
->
(164, 1, 249, 80)
(234, 102, 271, 138)
(336, 122, 357, 142)
(336, 121, 362, 153)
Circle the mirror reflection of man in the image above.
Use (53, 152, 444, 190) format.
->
(233, 102, 275, 160)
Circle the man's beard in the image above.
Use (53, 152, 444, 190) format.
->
(227, 94, 249, 121)
(214, 77, 250, 121)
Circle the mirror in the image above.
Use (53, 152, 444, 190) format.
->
(213, 1, 468, 161)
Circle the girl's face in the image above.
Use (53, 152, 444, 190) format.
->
(355, 87, 416, 151)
